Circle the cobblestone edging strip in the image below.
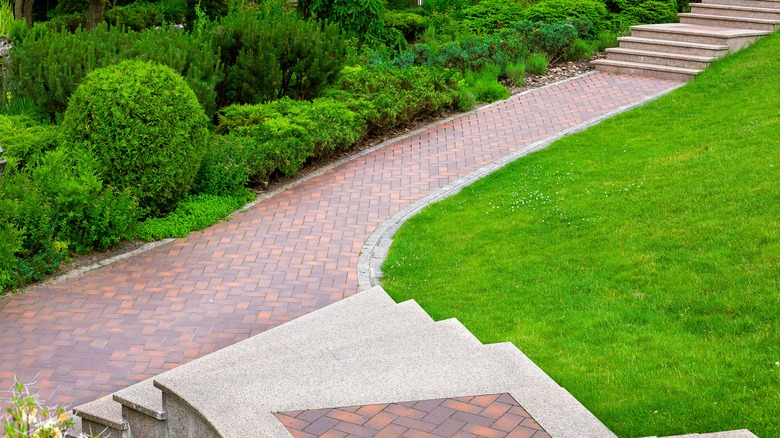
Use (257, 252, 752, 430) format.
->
(358, 76, 685, 291)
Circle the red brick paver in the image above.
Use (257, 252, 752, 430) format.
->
(0, 73, 680, 408)
(275, 393, 551, 438)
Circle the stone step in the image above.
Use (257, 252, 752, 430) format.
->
(679, 12, 780, 30)
(629, 23, 768, 50)
(112, 317, 481, 437)
(617, 36, 729, 57)
(110, 292, 480, 435)
(605, 47, 713, 69)
(591, 59, 701, 81)
(72, 395, 129, 438)
(692, 2, 780, 19)
(155, 342, 616, 438)
(705, 0, 780, 9)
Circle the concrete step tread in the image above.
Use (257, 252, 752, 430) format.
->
(113, 379, 165, 420)
(631, 22, 769, 37)
(605, 47, 715, 61)
(618, 36, 729, 50)
(694, 2, 780, 12)
(155, 343, 616, 438)
(72, 395, 126, 431)
(113, 319, 484, 427)
(679, 12, 780, 22)
(591, 59, 702, 74)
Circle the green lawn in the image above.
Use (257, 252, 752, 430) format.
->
(381, 32, 780, 437)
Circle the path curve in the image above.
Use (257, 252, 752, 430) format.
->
(0, 73, 681, 409)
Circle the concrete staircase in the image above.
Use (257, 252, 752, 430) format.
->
(592, 0, 780, 80)
(67, 286, 615, 437)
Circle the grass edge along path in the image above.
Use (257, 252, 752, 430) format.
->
(382, 33, 780, 437)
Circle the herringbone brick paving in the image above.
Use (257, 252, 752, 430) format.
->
(0, 73, 680, 409)
(275, 393, 550, 438)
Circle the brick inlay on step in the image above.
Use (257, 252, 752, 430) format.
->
(275, 393, 551, 437)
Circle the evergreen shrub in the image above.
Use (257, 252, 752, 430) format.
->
(63, 60, 209, 215)
(212, 9, 345, 107)
(8, 23, 221, 120)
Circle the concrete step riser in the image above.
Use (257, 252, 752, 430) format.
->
(619, 40, 727, 57)
(123, 406, 168, 438)
(607, 52, 710, 69)
(705, 0, 780, 9)
(678, 14, 780, 30)
(594, 64, 696, 82)
(692, 4, 780, 19)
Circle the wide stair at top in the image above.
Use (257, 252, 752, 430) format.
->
(592, 0, 780, 81)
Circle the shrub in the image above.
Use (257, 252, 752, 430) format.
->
(219, 97, 366, 157)
(0, 115, 61, 171)
(31, 149, 141, 252)
(324, 66, 461, 132)
(613, 0, 679, 25)
(526, 53, 549, 75)
(462, 64, 510, 103)
(505, 61, 525, 86)
(213, 9, 345, 107)
(63, 60, 209, 215)
(513, 21, 579, 62)
(193, 134, 253, 198)
(435, 34, 527, 72)
(106, 0, 188, 30)
(522, 0, 609, 34)
(385, 10, 428, 41)
(8, 23, 221, 120)
(565, 38, 592, 61)
(460, 0, 527, 34)
(298, 0, 387, 46)
(136, 194, 244, 241)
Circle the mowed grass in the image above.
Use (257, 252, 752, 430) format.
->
(381, 32, 780, 437)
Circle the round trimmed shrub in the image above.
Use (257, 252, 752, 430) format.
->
(63, 60, 209, 215)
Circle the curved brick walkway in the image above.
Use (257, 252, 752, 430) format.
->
(0, 73, 680, 409)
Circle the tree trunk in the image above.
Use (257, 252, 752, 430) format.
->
(22, 0, 33, 27)
(85, 0, 106, 31)
(14, 0, 23, 23)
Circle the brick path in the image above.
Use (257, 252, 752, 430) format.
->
(0, 73, 680, 410)
(275, 393, 550, 438)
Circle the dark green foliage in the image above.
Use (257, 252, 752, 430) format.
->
(298, 0, 387, 45)
(436, 34, 528, 72)
(422, 0, 473, 16)
(0, 115, 61, 171)
(460, 0, 527, 34)
(185, 0, 228, 26)
(385, 0, 418, 9)
(611, 0, 679, 26)
(45, 13, 86, 32)
(514, 21, 579, 62)
(63, 60, 210, 215)
(8, 23, 221, 120)
(194, 135, 253, 198)
(324, 66, 461, 132)
(213, 9, 345, 107)
(522, 0, 609, 34)
(385, 11, 428, 41)
(106, 0, 188, 30)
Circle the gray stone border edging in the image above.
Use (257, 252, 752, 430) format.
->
(357, 77, 686, 291)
